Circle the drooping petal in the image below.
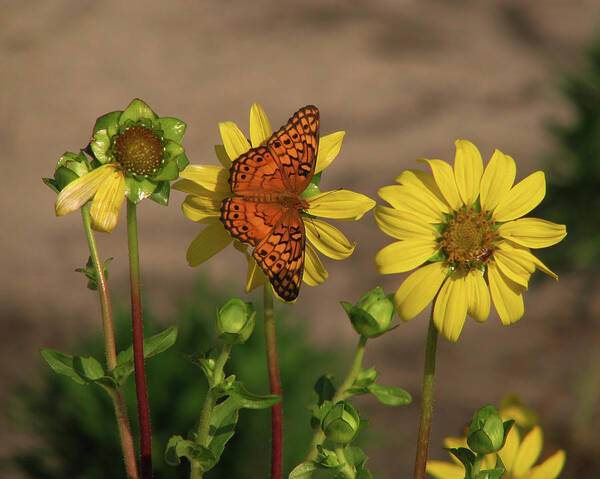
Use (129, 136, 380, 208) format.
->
(90, 168, 126, 232)
(375, 239, 439, 274)
(420, 159, 462, 211)
(526, 450, 566, 479)
(306, 190, 375, 220)
(453, 140, 483, 207)
(498, 218, 567, 249)
(55, 164, 115, 216)
(305, 218, 355, 259)
(499, 425, 520, 473)
(425, 461, 464, 479)
(214, 145, 232, 168)
(513, 426, 543, 477)
(433, 272, 469, 343)
(494, 242, 534, 288)
(374, 206, 440, 241)
(315, 131, 345, 173)
(218, 121, 251, 161)
(394, 262, 447, 321)
(467, 269, 491, 323)
(303, 244, 328, 286)
(179, 165, 230, 195)
(395, 169, 450, 212)
(182, 195, 222, 223)
(488, 262, 525, 325)
(249, 103, 272, 148)
(480, 149, 516, 212)
(378, 185, 446, 223)
(186, 223, 233, 266)
(493, 171, 545, 222)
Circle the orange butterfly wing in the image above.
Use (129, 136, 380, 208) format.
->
(221, 105, 320, 301)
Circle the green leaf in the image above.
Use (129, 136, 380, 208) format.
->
(75, 256, 112, 291)
(447, 447, 475, 477)
(119, 98, 157, 125)
(114, 326, 178, 384)
(157, 117, 187, 143)
(289, 461, 320, 478)
(93, 111, 121, 136)
(206, 397, 240, 462)
(228, 381, 281, 409)
(344, 446, 367, 468)
(175, 152, 189, 171)
(164, 435, 216, 470)
(73, 356, 105, 381)
(356, 469, 373, 479)
(314, 374, 336, 405)
(367, 384, 412, 406)
(42, 177, 60, 194)
(150, 180, 170, 206)
(40, 349, 86, 385)
(153, 158, 179, 182)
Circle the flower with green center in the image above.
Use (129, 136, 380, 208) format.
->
(374, 140, 566, 342)
(174, 103, 375, 300)
(55, 99, 188, 232)
(426, 425, 566, 479)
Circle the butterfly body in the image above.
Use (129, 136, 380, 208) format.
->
(220, 105, 320, 302)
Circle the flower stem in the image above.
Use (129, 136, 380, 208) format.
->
(263, 285, 283, 479)
(335, 446, 355, 479)
(190, 343, 232, 479)
(81, 205, 139, 479)
(305, 335, 367, 462)
(413, 312, 439, 479)
(126, 200, 152, 479)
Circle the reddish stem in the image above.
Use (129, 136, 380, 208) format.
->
(127, 200, 152, 478)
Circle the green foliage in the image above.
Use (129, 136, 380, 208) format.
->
(540, 32, 600, 271)
(9, 278, 340, 478)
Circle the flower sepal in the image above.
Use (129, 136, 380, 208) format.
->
(342, 287, 396, 338)
(322, 400, 361, 445)
(467, 405, 513, 455)
(75, 255, 113, 291)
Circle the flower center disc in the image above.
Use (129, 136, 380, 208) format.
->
(441, 208, 497, 270)
(114, 126, 163, 175)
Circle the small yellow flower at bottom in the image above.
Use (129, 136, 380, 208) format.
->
(374, 140, 566, 342)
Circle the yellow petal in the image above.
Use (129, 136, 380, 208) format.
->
(182, 195, 222, 223)
(186, 223, 233, 266)
(420, 159, 462, 211)
(246, 258, 268, 292)
(315, 131, 345, 173)
(214, 144, 231, 168)
(90, 169, 126, 233)
(394, 262, 447, 321)
(395, 169, 450, 213)
(433, 272, 468, 343)
(179, 165, 230, 195)
(303, 244, 328, 286)
(480, 149, 516, 212)
(378, 185, 446, 223)
(499, 425, 520, 472)
(374, 206, 440, 241)
(526, 450, 566, 479)
(249, 103, 272, 148)
(425, 461, 465, 479)
(488, 262, 525, 325)
(443, 437, 468, 450)
(493, 171, 546, 222)
(513, 426, 543, 477)
(494, 242, 534, 289)
(55, 164, 115, 216)
(375, 239, 438, 274)
(498, 218, 567, 249)
(467, 269, 490, 323)
(307, 190, 375, 221)
(454, 140, 483, 207)
(218, 121, 251, 161)
(305, 218, 355, 259)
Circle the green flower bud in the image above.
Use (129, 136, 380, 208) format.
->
(341, 287, 395, 338)
(322, 401, 360, 445)
(467, 405, 506, 455)
(44, 151, 91, 193)
(216, 299, 256, 345)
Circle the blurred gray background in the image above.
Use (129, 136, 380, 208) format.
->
(2, 1, 599, 477)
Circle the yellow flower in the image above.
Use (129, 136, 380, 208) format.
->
(427, 426, 566, 479)
(374, 140, 566, 342)
(175, 103, 374, 301)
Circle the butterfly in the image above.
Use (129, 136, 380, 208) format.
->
(220, 105, 320, 302)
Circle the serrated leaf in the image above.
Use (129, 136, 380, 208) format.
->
(368, 384, 412, 406)
(228, 381, 281, 409)
(40, 349, 86, 385)
(289, 461, 320, 478)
